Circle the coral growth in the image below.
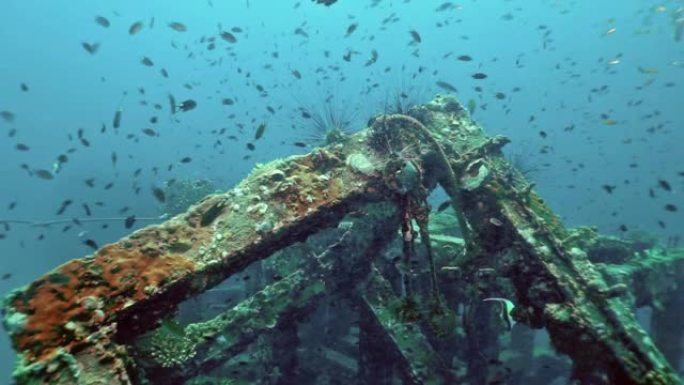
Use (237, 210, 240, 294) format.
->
(6, 245, 196, 362)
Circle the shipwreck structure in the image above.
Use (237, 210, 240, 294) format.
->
(2, 95, 684, 385)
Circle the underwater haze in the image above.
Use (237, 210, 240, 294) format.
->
(1, 0, 683, 384)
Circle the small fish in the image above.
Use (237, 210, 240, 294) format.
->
(436, 80, 458, 93)
(254, 122, 266, 140)
(33, 169, 54, 180)
(457, 55, 472, 61)
(180, 156, 192, 163)
(83, 239, 99, 250)
(124, 215, 136, 229)
(246, 143, 255, 151)
(141, 128, 158, 137)
(113, 108, 122, 129)
(483, 297, 516, 331)
(664, 204, 678, 212)
(141, 57, 154, 66)
(602, 185, 616, 194)
(168, 94, 177, 114)
(436, 201, 451, 212)
(178, 99, 197, 112)
(82, 203, 92, 216)
(15, 143, 29, 151)
(129, 21, 144, 35)
(1, 273, 11, 280)
(94, 16, 110, 28)
(345, 23, 358, 37)
(291, 69, 302, 79)
(220, 31, 237, 43)
(151, 186, 166, 203)
(0, 111, 15, 122)
(472, 72, 488, 80)
(56, 200, 73, 215)
(293, 142, 307, 148)
(81, 42, 100, 55)
(222, 98, 235, 105)
(168, 22, 187, 32)
(409, 30, 422, 43)
(111, 152, 118, 167)
(20, 83, 29, 92)
(657, 179, 672, 191)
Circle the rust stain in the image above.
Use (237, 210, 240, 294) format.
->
(10, 244, 195, 362)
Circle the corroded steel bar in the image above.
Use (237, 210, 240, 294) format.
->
(2, 139, 394, 384)
(133, 201, 401, 384)
(360, 266, 453, 385)
(417, 95, 681, 384)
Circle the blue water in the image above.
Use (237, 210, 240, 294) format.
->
(0, 0, 682, 382)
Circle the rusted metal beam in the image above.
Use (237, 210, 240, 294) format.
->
(413, 95, 681, 384)
(360, 266, 454, 385)
(2, 139, 394, 384)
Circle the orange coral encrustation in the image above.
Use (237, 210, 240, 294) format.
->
(9, 244, 196, 362)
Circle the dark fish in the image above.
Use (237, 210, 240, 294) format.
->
(15, 143, 29, 151)
(664, 204, 678, 212)
(84, 178, 95, 187)
(457, 55, 472, 61)
(81, 42, 100, 54)
(436, 80, 458, 93)
(113, 108, 122, 129)
(141, 128, 158, 136)
(94, 16, 110, 28)
(83, 239, 99, 250)
(495, 92, 506, 100)
(82, 203, 92, 216)
(293, 142, 307, 147)
(151, 186, 166, 203)
(220, 31, 237, 43)
(56, 200, 73, 215)
(111, 152, 118, 167)
(180, 156, 192, 163)
(20, 83, 29, 92)
(657, 179, 672, 191)
(345, 23, 358, 37)
(178, 99, 197, 112)
(222, 98, 235, 105)
(246, 143, 255, 151)
(124, 215, 136, 229)
(409, 30, 422, 43)
(141, 57, 154, 66)
(168, 22, 187, 32)
(254, 122, 266, 140)
(1, 111, 16, 122)
(169, 94, 177, 114)
(436, 201, 451, 212)
(602, 185, 616, 194)
(472, 73, 488, 79)
(291, 69, 302, 79)
(1, 273, 11, 280)
(129, 21, 144, 35)
(618, 224, 628, 232)
(33, 169, 54, 180)
(160, 68, 169, 78)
